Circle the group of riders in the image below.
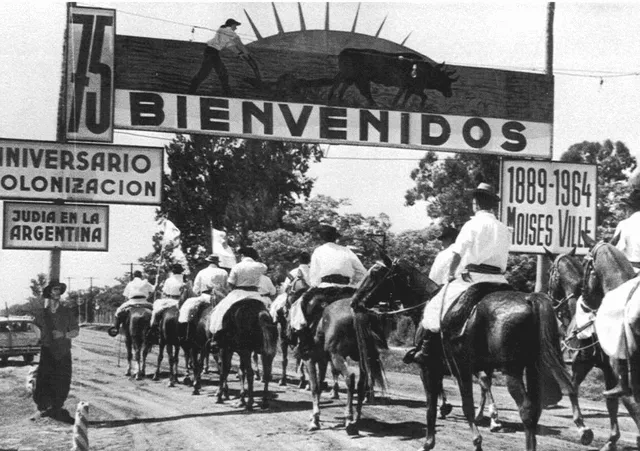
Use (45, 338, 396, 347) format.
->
(106, 180, 640, 401)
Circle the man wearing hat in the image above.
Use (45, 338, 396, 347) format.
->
(596, 189, 640, 399)
(289, 224, 366, 357)
(108, 270, 155, 337)
(148, 263, 187, 342)
(428, 225, 460, 285)
(32, 280, 78, 423)
(188, 18, 262, 96)
(193, 254, 229, 301)
(611, 190, 640, 272)
(405, 182, 512, 365)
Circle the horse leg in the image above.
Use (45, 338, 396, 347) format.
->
(318, 357, 329, 392)
(279, 322, 289, 386)
(239, 351, 254, 411)
(166, 343, 176, 387)
(620, 392, 640, 451)
(216, 349, 232, 404)
(330, 359, 341, 400)
(566, 359, 594, 445)
(439, 380, 452, 418)
(125, 336, 133, 377)
(419, 362, 443, 451)
(297, 357, 308, 390)
(476, 371, 502, 432)
(191, 346, 202, 395)
(253, 352, 261, 381)
(154, 340, 165, 381)
(134, 339, 143, 380)
(140, 336, 151, 380)
(599, 360, 622, 451)
(331, 354, 357, 434)
(505, 366, 540, 451)
(456, 367, 483, 451)
(261, 351, 273, 409)
(307, 359, 322, 431)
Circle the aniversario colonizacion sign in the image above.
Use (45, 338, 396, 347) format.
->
(500, 160, 597, 255)
(0, 139, 163, 205)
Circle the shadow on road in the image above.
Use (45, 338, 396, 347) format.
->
(356, 418, 426, 439)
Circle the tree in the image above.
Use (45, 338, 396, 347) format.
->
(157, 135, 323, 271)
(404, 152, 500, 227)
(560, 140, 637, 239)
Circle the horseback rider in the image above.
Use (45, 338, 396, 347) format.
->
(178, 254, 229, 342)
(108, 270, 155, 337)
(289, 223, 367, 356)
(404, 183, 512, 365)
(428, 225, 460, 285)
(611, 190, 640, 273)
(282, 251, 311, 301)
(208, 246, 272, 346)
(598, 190, 640, 398)
(147, 263, 187, 342)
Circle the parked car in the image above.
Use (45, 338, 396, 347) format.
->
(0, 316, 41, 365)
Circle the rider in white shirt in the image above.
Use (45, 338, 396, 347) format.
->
(308, 225, 367, 288)
(612, 190, 640, 272)
(428, 226, 460, 285)
(109, 271, 156, 337)
(405, 183, 511, 365)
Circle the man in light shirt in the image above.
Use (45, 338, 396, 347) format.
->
(148, 263, 186, 342)
(109, 271, 155, 337)
(611, 190, 640, 273)
(193, 254, 229, 303)
(428, 225, 460, 285)
(188, 18, 261, 95)
(405, 183, 512, 365)
(289, 224, 366, 357)
(208, 247, 271, 342)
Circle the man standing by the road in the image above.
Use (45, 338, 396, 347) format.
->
(32, 280, 79, 424)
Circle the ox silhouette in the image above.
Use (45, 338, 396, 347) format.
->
(327, 48, 458, 108)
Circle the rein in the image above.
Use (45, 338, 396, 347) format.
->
(368, 299, 428, 316)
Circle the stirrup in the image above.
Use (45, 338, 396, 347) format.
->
(107, 326, 119, 337)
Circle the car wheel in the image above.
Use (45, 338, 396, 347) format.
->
(23, 354, 34, 364)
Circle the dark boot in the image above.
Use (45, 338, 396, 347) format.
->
(603, 359, 632, 398)
(107, 315, 121, 337)
(404, 331, 436, 365)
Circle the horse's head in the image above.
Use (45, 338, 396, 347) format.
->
(546, 246, 582, 330)
(580, 230, 635, 311)
(351, 251, 439, 311)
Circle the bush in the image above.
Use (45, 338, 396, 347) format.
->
(387, 315, 416, 347)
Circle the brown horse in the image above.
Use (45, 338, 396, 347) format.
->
(353, 254, 580, 451)
(152, 306, 184, 387)
(578, 233, 640, 450)
(122, 306, 153, 380)
(215, 298, 278, 410)
(183, 303, 215, 395)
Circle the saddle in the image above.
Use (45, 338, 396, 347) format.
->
(441, 282, 513, 342)
(300, 285, 357, 326)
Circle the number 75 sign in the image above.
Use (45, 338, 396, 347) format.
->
(65, 6, 115, 142)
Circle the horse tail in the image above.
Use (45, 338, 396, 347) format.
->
(259, 310, 277, 358)
(353, 310, 387, 393)
(533, 293, 576, 404)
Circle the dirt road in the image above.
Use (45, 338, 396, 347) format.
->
(0, 326, 638, 451)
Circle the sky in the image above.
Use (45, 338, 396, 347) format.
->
(1, 1, 640, 305)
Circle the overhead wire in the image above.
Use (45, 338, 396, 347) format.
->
(101, 6, 640, 81)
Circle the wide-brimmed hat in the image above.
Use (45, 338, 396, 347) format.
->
(473, 182, 500, 201)
(170, 263, 184, 274)
(43, 280, 67, 298)
(438, 226, 459, 241)
(317, 223, 340, 240)
(224, 18, 241, 27)
(205, 254, 219, 263)
(622, 189, 640, 209)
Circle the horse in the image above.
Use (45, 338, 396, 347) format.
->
(215, 298, 278, 410)
(183, 302, 215, 395)
(577, 232, 640, 450)
(352, 254, 582, 451)
(122, 306, 153, 380)
(152, 305, 183, 387)
(272, 271, 310, 388)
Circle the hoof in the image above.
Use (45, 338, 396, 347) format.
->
(168, 381, 175, 388)
(135, 373, 144, 381)
(279, 378, 287, 386)
(261, 401, 269, 410)
(298, 380, 307, 390)
(345, 422, 359, 436)
(489, 420, 502, 433)
(439, 403, 453, 418)
(216, 396, 224, 404)
(183, 376, 192, 386)
(192, 388, 200, 396)
(308, 421, 320, 432)
(125, 370, 131, 377)
(331, 390, 339, 400)
(152, 374, 159, 381)
(580, 428, 594, 446)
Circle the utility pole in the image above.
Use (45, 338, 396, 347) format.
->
(535, 2, 555, 293)
(121, 263, 137, 280)
(84, 277, 95, 323)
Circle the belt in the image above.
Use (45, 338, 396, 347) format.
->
(201, 289, 212, 294)
(163, 294, 181, 299)
(631, 262, 640, 269)
(129, 295, 147, 300)
(321, 275, 350, 285)
(235, 286, 259, 291)
(465, 264, 502, 275)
